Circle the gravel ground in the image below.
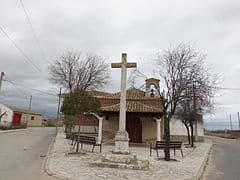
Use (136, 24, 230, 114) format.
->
(46, 128, 212, 180)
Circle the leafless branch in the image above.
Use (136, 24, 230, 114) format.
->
(48, 51, 110, 93)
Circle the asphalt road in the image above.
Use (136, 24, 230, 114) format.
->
(203, 136, 240, 180)
(0, 127, 56, 180)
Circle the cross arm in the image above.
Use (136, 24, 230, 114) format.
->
(111, 62, 137, 68)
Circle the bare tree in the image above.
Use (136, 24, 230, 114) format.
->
(49, 51, 110, 93)
(175, 61, 217, 147)
(156, 44, 211, 161)
(128, 69, 148, 88)
(175, 100, 193, 145)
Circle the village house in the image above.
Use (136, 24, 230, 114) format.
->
(0, 102, 43, 128)
(76, 78, 204, 143)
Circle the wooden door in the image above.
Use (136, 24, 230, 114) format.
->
(126, 116, 142, 143)
(12, 113, 22, 126)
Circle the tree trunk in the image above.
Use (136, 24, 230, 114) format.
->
(190, 122, 194, 147)
(164, 116, 171, 161)
(184, 123, 190, 145)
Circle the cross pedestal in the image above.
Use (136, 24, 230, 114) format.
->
(114, 130, 130, 154)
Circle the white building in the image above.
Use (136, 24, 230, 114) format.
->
(0, 103, 13, 128)
(0, 102, 43, 128)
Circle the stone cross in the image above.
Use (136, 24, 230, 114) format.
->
(111, 53, 137, 153)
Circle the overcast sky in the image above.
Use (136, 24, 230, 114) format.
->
(1, 0, 240, 128)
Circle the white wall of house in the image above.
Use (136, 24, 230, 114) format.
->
(170, 118, 204, 138)
(0, 103, 13, 128)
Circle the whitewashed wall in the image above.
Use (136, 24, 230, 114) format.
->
(170, 118, 204, 137)
(0, 103, 13, 128)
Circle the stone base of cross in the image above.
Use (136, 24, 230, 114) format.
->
(114, 130, 130, 154)
(111, 53, 137, 154)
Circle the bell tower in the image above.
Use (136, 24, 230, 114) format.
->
(145, 78, 160, 97)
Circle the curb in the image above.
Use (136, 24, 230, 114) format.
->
(194, 141, 213, 180)
(43, 130, 70, 180)
(0, 128, 27, 134)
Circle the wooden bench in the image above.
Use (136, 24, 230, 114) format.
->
(70, 132, 78, 145)
(73, 135, 102, 153)
(150, 141, 183, 157)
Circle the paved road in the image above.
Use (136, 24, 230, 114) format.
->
(0, 127, 56, 180)
(203, 136, 240, 180)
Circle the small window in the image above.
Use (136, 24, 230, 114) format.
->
(31, 116, 34, 120)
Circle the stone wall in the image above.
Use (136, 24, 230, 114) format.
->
(20, 113, 43, 127)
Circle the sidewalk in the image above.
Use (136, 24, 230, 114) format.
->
(0, 128, 27, 134)
(45, 129, 212, 180)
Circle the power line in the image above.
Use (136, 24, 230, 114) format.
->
(5, 78, 29, 96)
(19, 0, 48, 64)
(0, 27, 42, 72)
(216, 87, 240, 91)
(4, 77, 57, 97)
(0, 94, 29, 101)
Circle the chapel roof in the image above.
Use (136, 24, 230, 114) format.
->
(101, 101, 163, 113)
(99, 88, 164, 113)
(102, 88, 154, 99)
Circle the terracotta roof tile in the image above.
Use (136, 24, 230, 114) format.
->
(101, 101, 163, 113)
(102, 88, 146, 99)
(99, 88, 164, 113)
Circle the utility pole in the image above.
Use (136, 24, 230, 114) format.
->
(0, 72, 5, 91)
(238, 112, 240, 130)
(229, 114, 233, 131)
(27, 95, 32, 128)
(56, 87, 62, 132)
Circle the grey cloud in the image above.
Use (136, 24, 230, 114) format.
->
(0, 0, 240, 123)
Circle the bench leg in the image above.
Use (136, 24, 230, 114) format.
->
(174, 148, 176, 156)
(92, 145, 95, 152)
(180, 149, 183, 157)
(100, 144, 102, 153)
(150, 148, 152, 156)
(156, 150, 159, 157)
(73, 141, 76, 149)
(81, 143, 83, 150)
